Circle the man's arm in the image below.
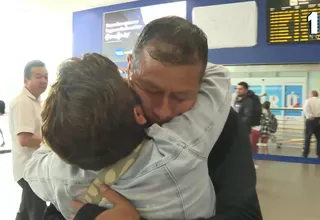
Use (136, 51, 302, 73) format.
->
(12, 100, 42, 148)
(23, 146, 56, 202)
(160, 63, 232, 158)
(18, 133, 42, 148)
(204, 109, 263, 220)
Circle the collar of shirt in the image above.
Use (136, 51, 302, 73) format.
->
(23, 87, 41, 103)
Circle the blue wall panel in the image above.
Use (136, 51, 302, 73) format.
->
(73, 0, 183, 65)
(188, 0, 320, 64)
(73, 0, 320, 65)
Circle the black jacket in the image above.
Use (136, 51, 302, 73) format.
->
(234, 90, 254, 132)
(203, 108, 262, 220)
(46, 108, 263, 220)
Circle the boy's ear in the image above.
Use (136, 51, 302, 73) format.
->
(133, 105, 146, 125)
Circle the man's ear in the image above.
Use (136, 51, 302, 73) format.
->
(127, 54, 133, 80)
(133, 105, 146, 125)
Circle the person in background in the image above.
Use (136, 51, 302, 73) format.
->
(250, 126, 260, 155)
(302, 90, 320, 158)
(249, 93, 267, 156)
(0, 100, 6, 146)
(259, 101, 272, 155)
(234, 81, 253, 131)
(234, 82, 262, 169)
(9, 60, 48, 220)
(234, 82, 260, 132)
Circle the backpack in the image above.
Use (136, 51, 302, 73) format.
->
(269, 113, 278, 133)
(250, 94, 262, 126)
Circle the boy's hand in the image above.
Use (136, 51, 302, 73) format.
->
(72, 185, 140, 220)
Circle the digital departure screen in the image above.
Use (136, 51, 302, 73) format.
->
(267, 0, 320, 44)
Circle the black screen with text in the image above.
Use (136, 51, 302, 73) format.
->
(267, 0, 320, 44)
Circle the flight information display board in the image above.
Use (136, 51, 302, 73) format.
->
(267, 0, 320, 44)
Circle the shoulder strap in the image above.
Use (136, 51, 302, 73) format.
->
(82, 144, 144, 205)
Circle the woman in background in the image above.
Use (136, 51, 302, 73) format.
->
(259, 101, 272, 154)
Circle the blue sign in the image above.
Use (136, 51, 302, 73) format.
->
(265, 85, 283, 116)
(114, 48, 125, 58)
(232, 85, 236, 94)
(249, 85, 262, 96)
(284, 85, 303, 117)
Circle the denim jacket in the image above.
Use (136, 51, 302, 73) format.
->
(24, 63, 231, 220)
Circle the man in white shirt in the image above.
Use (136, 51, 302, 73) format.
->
(302, 90, 320, 158)
(9, 60, 48, 220)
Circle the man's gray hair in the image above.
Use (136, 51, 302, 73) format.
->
(131, 16, 208, 76)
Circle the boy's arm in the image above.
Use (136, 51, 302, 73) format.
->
(23, 146, 56, 202)
(160, 63, 232, 158)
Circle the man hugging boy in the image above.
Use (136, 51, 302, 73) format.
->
(24, 53, 231, 220)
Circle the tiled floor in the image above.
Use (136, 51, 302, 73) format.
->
(265, 145, 318, 158)
(1, 153, 319, 220)
(256, 160, 320, 220)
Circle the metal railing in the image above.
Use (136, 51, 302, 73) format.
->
(270, 107, 313, 148)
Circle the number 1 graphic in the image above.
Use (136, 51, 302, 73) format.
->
(308, 12, 319, 35)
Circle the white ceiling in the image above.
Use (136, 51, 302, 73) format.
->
(7, 0, 139, 13)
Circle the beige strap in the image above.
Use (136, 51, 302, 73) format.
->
(82, 144, 143, 205)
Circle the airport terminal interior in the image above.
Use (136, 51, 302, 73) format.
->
(1, 0, 320, 219)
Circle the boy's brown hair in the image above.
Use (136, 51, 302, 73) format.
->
(41, 53, 145, 170)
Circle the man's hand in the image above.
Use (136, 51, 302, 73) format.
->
(72, 185, 140, 220)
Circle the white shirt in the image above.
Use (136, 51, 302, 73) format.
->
(9, 87, 42, 181)
(303, 97, 320, 119)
